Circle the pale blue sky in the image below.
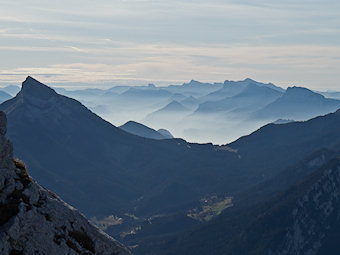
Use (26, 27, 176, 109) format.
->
(0, 0, 340, 90)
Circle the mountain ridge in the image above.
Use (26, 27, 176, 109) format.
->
(119, 121, 172, 140)
(254, 86, 340, 120)
(2, 77, 340, 250)
(0, 110, 131, 255)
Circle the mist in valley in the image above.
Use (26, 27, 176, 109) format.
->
(54, 79, 340, 145)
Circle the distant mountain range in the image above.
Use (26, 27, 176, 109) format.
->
(195, 82, 283, 114)
(0, 90, 12, 104)
(53, 78, 340, 144)
(166, 80, 224, 97)
(319, 91, 340, 100)
(0, 76, 239, 219)
(2, 76, 340, 253)
(0, 85, 20, 96)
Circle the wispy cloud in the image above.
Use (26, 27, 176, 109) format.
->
(0, 0, 339, 90)
(1, 43, 339, 90)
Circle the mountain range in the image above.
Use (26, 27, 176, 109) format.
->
(195, 82, 283, 114)
(0, 91, 12, 104)
(0, 76, 239, 219)
(1, 76, 340, 253)
(0, 85, 20, 96)
(55, 78, 340, 144)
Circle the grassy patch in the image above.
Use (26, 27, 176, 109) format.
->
(187, 195, 233, 222)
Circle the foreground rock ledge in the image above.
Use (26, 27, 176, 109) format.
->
(0, 111, 131, 255)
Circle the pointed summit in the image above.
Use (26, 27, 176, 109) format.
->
(244, 77, 255, 83)
(21, 76, 57, 100)
(188, 80, 201, 85)
(183, 80, 211, 87)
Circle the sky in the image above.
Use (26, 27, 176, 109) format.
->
(0, 0, 340, 90)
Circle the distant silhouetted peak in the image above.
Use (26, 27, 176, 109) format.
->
(21, 76, 57, 100)
(286, 86, 315, 93)
(126, 120, 138, 124)
(182, 80, 214, 87)
(187, 80, 202, 86)
(157, 128, 174, 139)
(244, 78, 255, 82)
(121, 120, 143, 128)
(285, 86, 324, 99)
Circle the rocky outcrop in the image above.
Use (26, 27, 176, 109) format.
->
(269, 157, 340, 255)
(0, 111, 131, 255)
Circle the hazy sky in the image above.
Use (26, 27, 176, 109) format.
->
(1, 0, 340, 90)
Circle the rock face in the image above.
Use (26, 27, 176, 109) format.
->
(0, 111, 131, 255)
(269, 157, 340, 255)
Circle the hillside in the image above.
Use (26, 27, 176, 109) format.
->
(136, 149, 340, 255)
(0, 111, 131, 255)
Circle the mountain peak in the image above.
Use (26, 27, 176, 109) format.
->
(286, 86, 316, 93)
(21, 76, 57, 100)
(187, 80, 202, 86)
(244, 78, 255, 82)
(285, 86, 324, 99)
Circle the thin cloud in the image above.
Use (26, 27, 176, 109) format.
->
(0, 0, 339, 90)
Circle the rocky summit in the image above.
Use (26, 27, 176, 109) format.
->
(0, 111, 131, 255)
